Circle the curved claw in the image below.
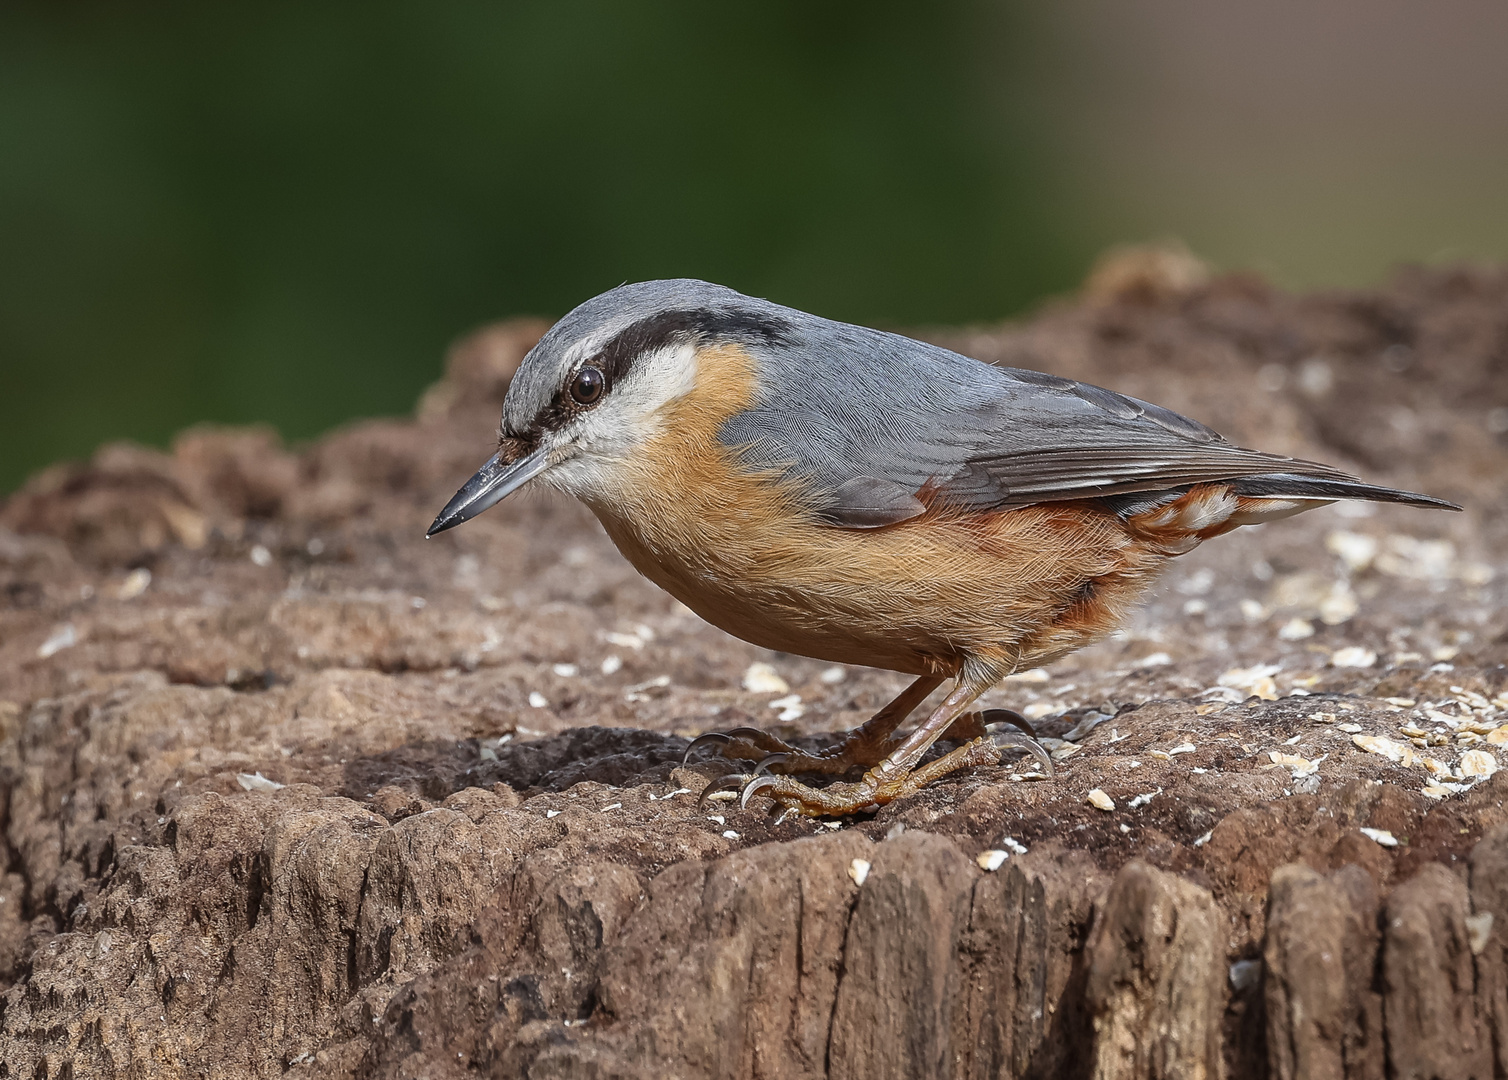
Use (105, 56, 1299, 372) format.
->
(981, 708, 1038, 739)
(683, 726, 794, 766)
(754, 753, 790, 776)
(682, 731, 730, 765)
(987, 725, 1057, 778)
(740, 774, 779, 810)
(696, 771, 750, 808)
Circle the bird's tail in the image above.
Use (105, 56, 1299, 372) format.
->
(1226, 472, 1461, 511)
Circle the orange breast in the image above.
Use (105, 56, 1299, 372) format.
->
(584, 344, 1172, 677)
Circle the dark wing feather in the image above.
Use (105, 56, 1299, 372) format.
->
(944, 443, 1359, 508)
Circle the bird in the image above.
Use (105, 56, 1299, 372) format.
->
(428, 279, 1458, 817)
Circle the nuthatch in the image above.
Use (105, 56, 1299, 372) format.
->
(429, 279, 1458, 817)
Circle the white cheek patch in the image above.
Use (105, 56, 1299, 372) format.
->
(542, 341, 700, 499)
(587, 341, 700, 449)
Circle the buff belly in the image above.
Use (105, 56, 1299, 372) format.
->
(592, 496, 1170, 677)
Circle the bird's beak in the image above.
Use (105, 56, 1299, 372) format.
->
(426, 446, 552, 537)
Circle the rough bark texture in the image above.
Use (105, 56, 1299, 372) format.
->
(1263, 863, 1383, 1080)
(2, 258, 1508, 1077)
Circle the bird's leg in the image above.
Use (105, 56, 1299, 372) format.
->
(741, 667, 1052, 817)
(684, 674, 943, 776)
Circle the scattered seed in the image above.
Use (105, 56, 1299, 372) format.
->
(250, 545, 273, 567)
(1318, 583, 1359, 624)
(742, 662, 790, 695)
(976, 850, 1008, 872)
(1326, 530, 1379, 572)
(624, 675, 672, 701)
(1359, 827, 1398, 848)
(1269, 752, 1324, 778)
(1128, 789, 1161, 809)
(1119, 822, 1132, 834)
(706, 815, 725, 826)
(546, 809, 561, 818)
(1002, 836, 1028, 855)
(1218, 665, 1280, 700)
(528, 691, 548, 709)
(235, 772, 283, 792)
(1352, 734, 1415, 766)
(1087, 789, 1115, 812)
(849, 858, 872, 886)
(604, 632, 644, 650)
(1459, 750, 1498, 778)
(820, 666, 847, 684)
(769, 694, 805, 722)
(1005, 667, 1051, 684)
(1278, 617, 1315, 641)
(117, 568, 152, 600)
(1331, 646, 1377, 669)
(600, 803, 621, 813)
(552, 663, 579, 678)
(1338, 722, 1363, 733)
(600, 655, 623, 675)
(37, 624, 78, 659)
(722, 830, 740, 840)
(1168, 742, 1197, 755)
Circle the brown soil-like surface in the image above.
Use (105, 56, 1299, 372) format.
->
(2, 259, 1507, 1078)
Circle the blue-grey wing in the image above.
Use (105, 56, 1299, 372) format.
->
(718, 317, 1363, 528)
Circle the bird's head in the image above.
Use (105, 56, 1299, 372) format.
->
(427, 279, 794, 536)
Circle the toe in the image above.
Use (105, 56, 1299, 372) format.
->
(754, 753, 790, 775)
(986, 723, 1056, 777)
(697, 771, 752, 807)
(682, 731, 731, 764)
(980, 708, 1038, 739)
(740, 774, 780, 810)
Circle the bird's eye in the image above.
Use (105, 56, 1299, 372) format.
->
(569, 366, 605, 406)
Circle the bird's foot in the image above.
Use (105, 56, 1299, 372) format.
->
(738, 727, 1055, 818)
(683, 707, 1033, 779)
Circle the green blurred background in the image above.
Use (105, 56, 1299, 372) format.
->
(3, 0, 1507, 492)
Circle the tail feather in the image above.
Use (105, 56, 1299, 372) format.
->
(1227, 472, 1461, 511)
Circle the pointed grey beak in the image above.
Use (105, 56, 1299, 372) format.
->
(427, 447, 552, 537)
